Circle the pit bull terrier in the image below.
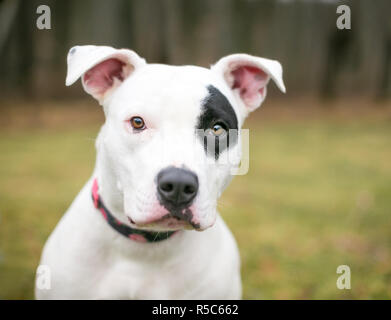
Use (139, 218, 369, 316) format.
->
(35, 45, 285, 299)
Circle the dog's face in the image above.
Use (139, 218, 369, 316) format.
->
(66, 45, 285, 231)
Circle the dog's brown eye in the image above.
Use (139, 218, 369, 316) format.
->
(211, 123, 226, 136)
(130, 117, 145, 130)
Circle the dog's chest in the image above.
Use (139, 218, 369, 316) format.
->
(93, 257, 206, 299)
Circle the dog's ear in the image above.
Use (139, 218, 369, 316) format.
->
(211, 54, 285, 113)
(65, 45, 146, 104)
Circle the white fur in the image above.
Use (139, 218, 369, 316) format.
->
(35, 46, 284, 299)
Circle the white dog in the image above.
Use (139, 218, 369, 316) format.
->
(35, 45, 285, 299)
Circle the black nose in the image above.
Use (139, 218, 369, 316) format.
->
(157, 167, 198, 208)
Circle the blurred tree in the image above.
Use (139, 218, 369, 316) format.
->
(0, 0, 390, 101)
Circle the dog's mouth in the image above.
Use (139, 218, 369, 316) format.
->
(128, 214, 200, 231)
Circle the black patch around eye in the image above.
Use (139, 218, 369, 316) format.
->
(196, 85, 238, 159)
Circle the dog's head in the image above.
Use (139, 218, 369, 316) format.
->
(66, 45, 285, 231)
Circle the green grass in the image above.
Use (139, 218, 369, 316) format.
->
(1, 113, 391, 299)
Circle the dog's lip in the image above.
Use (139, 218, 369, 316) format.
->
(127, 215, 195, 230)
(128, 216, 136, 224)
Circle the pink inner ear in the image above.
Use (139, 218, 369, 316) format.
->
(83, 58, 126, 96)
(231, 66, 269, 107)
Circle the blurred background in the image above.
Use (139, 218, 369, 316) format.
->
(0, 0, 390, 299)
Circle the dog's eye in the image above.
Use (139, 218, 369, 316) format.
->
(211, 122, 227, 136)
(130, 117, 145, 130)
